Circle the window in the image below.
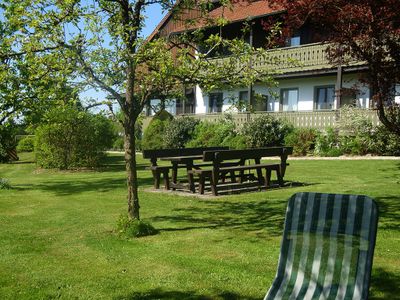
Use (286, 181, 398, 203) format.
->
(395, 84, 400, 104)
(208, 93, 223, 113)
(184, 92, 196, 114)
(280, 89, 298, 111)
(239, 91, 249, 112)
(253, 94, 270, 111)
(315, 86, 335, 110)
(289, 36, 301, 46)
(239, 91, 249, 102)
(175, 98, 184, 115)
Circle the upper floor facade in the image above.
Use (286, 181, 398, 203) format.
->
(145, 0, 398, 117)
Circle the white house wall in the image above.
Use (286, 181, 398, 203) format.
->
(196, 73, 370, 114)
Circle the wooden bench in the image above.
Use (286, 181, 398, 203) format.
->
(188, 147, 293, 195)
(142, 147, 229, 190)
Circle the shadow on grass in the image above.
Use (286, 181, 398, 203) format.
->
(374, 195, 400, 231)
(369, 267, 400, 299)
(114, 289, 258, 300)
(98, 154, 149, 172)
(17, 177, 154, 196)
(152, 198, 287, 236)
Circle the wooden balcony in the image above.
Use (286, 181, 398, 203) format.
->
(211, 43, 365, 75)
(143, 110, 380, 131)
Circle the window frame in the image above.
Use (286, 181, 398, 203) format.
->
(314, 85, 336, 111)
(280, 88, 299, 112)
(208, 92, 224, 113)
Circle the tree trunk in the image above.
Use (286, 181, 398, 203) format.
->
(371, 74, 400, 137)
(124, 116, 140, 220)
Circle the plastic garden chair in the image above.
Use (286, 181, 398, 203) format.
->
(265, 192, 378, 300)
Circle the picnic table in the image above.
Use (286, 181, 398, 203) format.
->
(189, 147, 293, 195)
(160, 155, 203, 191)
(142, 147, 228, 190)
(143, 146, 293, 195)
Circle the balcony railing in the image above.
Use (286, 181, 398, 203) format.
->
(211, 43, 365, 74)
(143, 110, 380, 131)
(255, 43, 333, 74)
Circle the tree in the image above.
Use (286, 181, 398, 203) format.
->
(270, 0, 400, 135)
(1, 0, 277, 220)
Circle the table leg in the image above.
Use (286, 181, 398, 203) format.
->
(171, 162, 178, 190)
(186, 162, 195, 193)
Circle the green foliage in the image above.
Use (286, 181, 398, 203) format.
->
(373, 125, 400, 156)
(337, 106, 378, 155)
(111, 111, 143, 151)
(186, 116, 245, 149)
(241, 115, 293, 148)
(315, 128, 343, 157)
(35, 107, 115, 169)
(112, 137, 124, 151)
(16, 136, 35, 152)
(0, 178, 11, 189)
(163, 116, 200, 148)
(116, 214, 158, 238)
(142, 110, 173, 150)
(0, 124, 17, 163)
(284, 128, 318, 156)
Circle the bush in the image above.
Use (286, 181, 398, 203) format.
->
(112, 137, 125, 150)
(186, 116, 245, 149)
(142, 110, 173, 150)
(241, 115, 293, 148)
(373, 125, 400, 156)
(337, 106, 377, 155)
(0, 125, 17, 163)
(16, 136, 35, 152)
(314, 127, 343, 157)
(116, 214, 158, 238)
(284, 128, 318, 156)
(35, 107, 115, 169)
(0, 178, 11, 190)
(163, 116, 199, 148)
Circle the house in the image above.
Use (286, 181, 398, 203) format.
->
(145, 0, 399, 126)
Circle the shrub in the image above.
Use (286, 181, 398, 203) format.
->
(186, 116, 244, 149)
(35, 107, 115, 169)
(337, 106, 377, 155)
(112, 137, 124, 150)
(241, 115, 293, 148)
(16, 136, 35, 152)
(314, 127, 343, 157)
(284, 128, 318, 156)
(142, 110, 173, 150)
(373, 125, 400, 156)
(163, 116, 199, 148)
(0, 178, 11, 190)
(0, 125, 17, 163)
(116, 214, 158, 238)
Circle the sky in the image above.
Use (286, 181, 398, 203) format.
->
(141, 4, 167, 38)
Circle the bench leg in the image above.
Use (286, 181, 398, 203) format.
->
(210, 173, 218, 196)
(163, 169, 170, 190)
(230, 170, 236, 183)
(153, 170, 161, 189)
(265, 168, 272, 188)
(276, 168, 284, 187)
(188, 171, 196, 193)
(256, 167, 264, 186)
(199, 175, 205, 194)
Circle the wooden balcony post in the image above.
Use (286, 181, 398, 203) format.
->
(335, 64, 343, 110)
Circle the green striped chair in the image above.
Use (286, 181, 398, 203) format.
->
(265, 192, 378, 300)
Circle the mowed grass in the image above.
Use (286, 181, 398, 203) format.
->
(0, 153, 399, 299)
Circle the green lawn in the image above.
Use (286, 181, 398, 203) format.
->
(0, 153, 399, 299)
